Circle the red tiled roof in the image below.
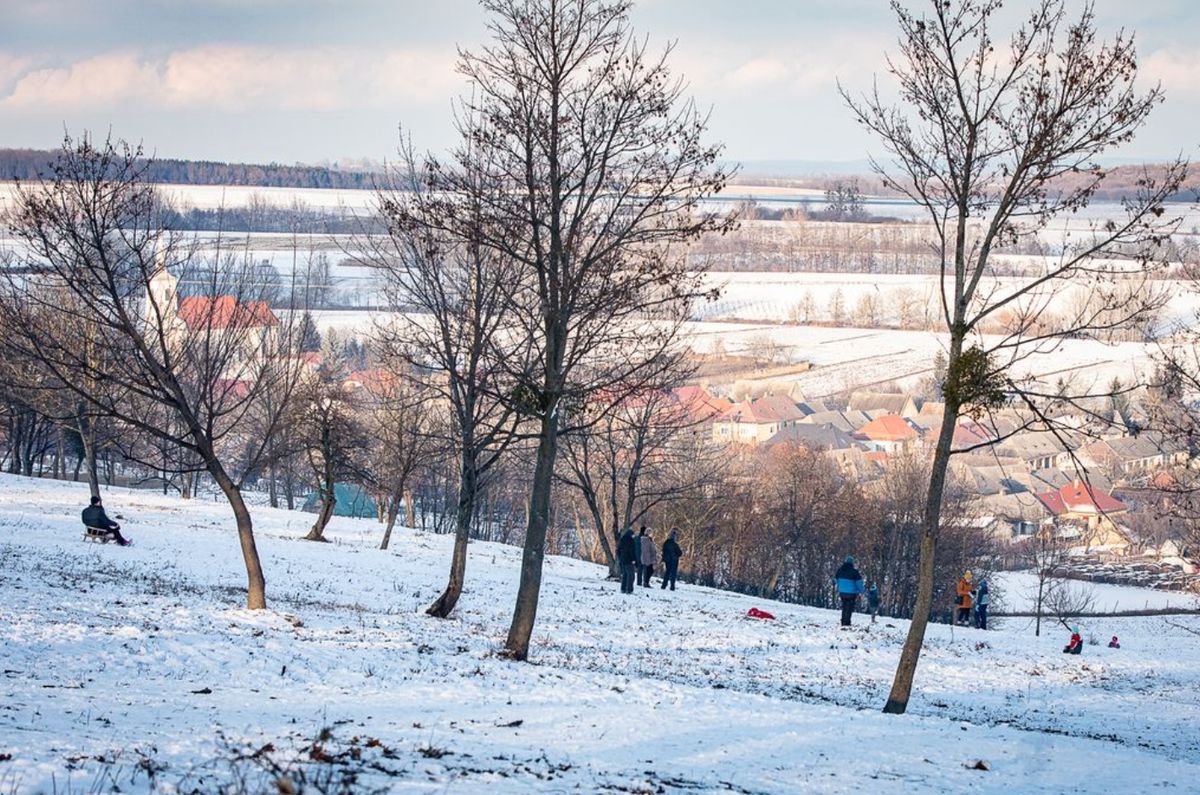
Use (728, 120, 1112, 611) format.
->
(719, 394, 806, 425)
(672, 385, 731, 422)
(178, 296, 279, 331)
(1036, 479, 1127, 516)
(856, 414, 918, 442)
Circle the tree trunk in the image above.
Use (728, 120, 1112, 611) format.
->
(505, 410, 559, 660)
(77, 416, 100, 500)
(882, 391, 959, 715)
(209, 463, 268, 610)
(305, 480, 335, 541)
(427, 457, 477, 617)
(268, 461, 279, 509)
(404, 488, 415, 529)
(380, 482, 405, 551)
(53, 428, 63, 479)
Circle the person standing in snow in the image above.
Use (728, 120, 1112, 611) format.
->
(973, 579, 990, 630)
(639, 530, 658, 588)
(866, 583, 880, 623)
(1063, 627, 1083, 654)
(834, 556, 864, 627)
(617, 527, 638, 594)
(660, 528, 683, 591)
(82, 495, 130, 546)
(955, 571, 974, 626)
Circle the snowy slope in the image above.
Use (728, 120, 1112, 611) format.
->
(1, 474, 1199, 794)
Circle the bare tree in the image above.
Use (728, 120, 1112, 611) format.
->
(1020, 527, 1070, 636)
(296, 355, 370, 542)
(439, 0, 732, 660)
(357, 363, 438, 550)
(557, 374, 722, 576)
(0, 134, 303, 609)
(843, 0, 1186, 713)
(367, 142, 524, 618)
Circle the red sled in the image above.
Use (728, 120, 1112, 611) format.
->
(746, 607, 776, 620)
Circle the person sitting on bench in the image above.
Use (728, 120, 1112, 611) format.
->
(82, 495, 130, 546)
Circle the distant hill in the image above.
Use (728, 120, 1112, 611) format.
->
(0, 148, 379, 190)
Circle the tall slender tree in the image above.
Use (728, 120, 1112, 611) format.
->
(436, 0, 732, 659)
(841, 0, 1186, 713)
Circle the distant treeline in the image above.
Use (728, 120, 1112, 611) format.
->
(732, 164, 1195, 204)
(162, 206, 387, 235)
(0, 148, 380, 190)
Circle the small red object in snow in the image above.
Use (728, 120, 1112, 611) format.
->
(747, 607, 776, 620)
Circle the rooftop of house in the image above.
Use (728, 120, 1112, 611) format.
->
(718, 393, 806, 425)
(800, 409, 875, 433)
(764, 422, 860, 451)
(856, 414, 919, 442)
(847, 391, 918, 415)
(673, 385, 733, 422)
(178, 296, 279, 331)
(1036, 478, 1128, 516)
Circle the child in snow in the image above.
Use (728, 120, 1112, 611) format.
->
(1108, 636, 1120, 649)
(867, 583, 880, 623)
(1063, 628, 1083, 655)
(973, 579, 989, 630)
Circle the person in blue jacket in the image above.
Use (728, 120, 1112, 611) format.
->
(834, 556, 865, 626)
(974, 579, 990, 630)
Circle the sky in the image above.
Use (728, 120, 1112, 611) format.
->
(1, 0, 1198, 169)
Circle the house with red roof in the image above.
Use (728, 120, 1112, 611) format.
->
(1036, 478, 1131, 552)
(672, 385, 733, 426)
(854, 414, 920, 454)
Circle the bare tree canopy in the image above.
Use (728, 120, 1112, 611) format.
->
(841, 0, 1186, 714)
(432, 0, 734, 660)
(0, 133, 305, 610)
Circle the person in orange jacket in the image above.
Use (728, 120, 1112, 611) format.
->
(955, 571, 974, 626)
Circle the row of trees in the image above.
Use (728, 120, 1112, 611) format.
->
(1, 0, 1192, 720)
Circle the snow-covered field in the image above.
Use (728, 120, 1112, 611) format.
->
(684, 320, 1157, 397)
(2, 475, 1199, 793)
(992, 572, 1200, 614)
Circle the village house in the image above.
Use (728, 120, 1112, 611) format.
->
(1036, 478, 1131, 552)
(799, 408, 875, 433)
(763, 422, 860, 452)
(712, 393, 806, 445)
(854, 413, 920, 454)
(847, 391, 921, 418)
(1078, 431, 1189, 481)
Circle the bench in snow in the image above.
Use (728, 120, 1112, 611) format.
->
(83, 526, 114, 543)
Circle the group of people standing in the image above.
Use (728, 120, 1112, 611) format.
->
(954, 570, 990, 629)
(617, 526, 683, 594)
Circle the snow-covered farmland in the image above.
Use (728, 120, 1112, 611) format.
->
(684, 321, 1158, 398)
(1, 474, 1199, 793)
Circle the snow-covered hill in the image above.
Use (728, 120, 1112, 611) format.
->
(1, 474, 1198, 793)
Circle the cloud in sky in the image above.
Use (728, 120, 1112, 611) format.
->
(2, 45, 462, 112)
(0, 0, 1196, 165)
